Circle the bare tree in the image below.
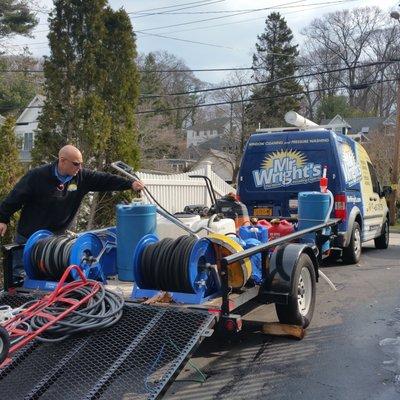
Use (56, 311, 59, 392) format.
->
(301, 6, 392, 113)
(212, 70, 252, 183)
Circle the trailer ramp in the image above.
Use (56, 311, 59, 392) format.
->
(0, 293, 214, 400)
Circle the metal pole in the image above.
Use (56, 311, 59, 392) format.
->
(389, 79, 400, 225)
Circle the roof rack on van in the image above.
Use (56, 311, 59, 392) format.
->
(255, 124, 345, 133)
(255, 111, 346, 133)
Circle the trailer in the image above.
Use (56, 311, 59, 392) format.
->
(0, 215, 340, 399)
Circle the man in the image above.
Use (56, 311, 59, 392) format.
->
(0, 145, 144, 243)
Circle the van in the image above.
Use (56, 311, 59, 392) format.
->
(237, 129, 390, 264)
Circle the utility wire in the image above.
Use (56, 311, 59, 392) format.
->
(131, 0, 227, 18)
(136, 77, 397, 114)
(139, 59, 398, 97)
(135, 31, 234, 49)
(127, 0, 222, 15)
(136, 0, 357, 16)
(136, 0, 305, 32)
(2, 77, 396, 113)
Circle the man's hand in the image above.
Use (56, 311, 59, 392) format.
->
(0, 222, 7, 237)
(132, 180, 144, 191)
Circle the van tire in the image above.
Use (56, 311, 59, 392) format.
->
(275, 254, 316, 328)
(374, 219, 389, 249)
(342, 222, 361, 264)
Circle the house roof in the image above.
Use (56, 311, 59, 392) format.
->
(320, 115, 386, 133)
(186, 117, 230, 132)
(198, 136, 222, 150)
(16, 94, 45, 124)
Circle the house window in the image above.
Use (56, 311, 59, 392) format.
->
(23, 132, 34, 151)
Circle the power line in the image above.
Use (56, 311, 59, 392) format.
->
(134, 0, 357, 16)
(136, 0, 305, 32)
(140, 59, 399, 97)
(135, 31, 234, 49)
(1, 59, 397, 97)
(137, 77, 397, 114)
(127, 0, 222, 15)
(2, 77, 395, 113)
(131, 0, 227, 18)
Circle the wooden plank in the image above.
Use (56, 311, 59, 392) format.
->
(262, 322, 305, 340)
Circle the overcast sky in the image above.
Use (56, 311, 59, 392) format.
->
(7, 0, 399, 83)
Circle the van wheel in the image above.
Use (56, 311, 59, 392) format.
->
(374, 219, 389, 249)
(342, 222, 361, 264)
(275, 254, 316, 328)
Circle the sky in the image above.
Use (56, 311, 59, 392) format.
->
(6, 0, 400, 84)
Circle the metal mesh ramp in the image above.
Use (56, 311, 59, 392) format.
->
(0, 293, 215, 400)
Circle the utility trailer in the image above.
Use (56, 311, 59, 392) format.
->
(0, 218, 339, 399)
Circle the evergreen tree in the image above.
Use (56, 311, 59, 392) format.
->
(33, 0, 140, 228)
(0, 1, 38, 39)
(90, 7, 141, 227)
(247, 12, 303, 128)
(0, 116, 23, 242)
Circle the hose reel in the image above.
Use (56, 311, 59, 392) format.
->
(23, 230, 109, 282)
(132, 233, 253, 297)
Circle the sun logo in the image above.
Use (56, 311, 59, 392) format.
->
(261, 149, 307, 170)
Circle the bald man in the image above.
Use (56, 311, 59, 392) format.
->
(0, 145, 144, 243)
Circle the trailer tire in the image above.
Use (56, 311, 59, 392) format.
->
(275, 253, 316, 328)
(374, 219, 389, 249)
(0, 326, 10, 365)
(342, 222, 361, 264)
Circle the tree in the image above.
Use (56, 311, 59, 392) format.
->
(0, 53, 41, 115)
(247, 12, 303, 128)
(213, 70, 252, 183)
(33, 0, 140, 228)
(301, 7, 397, 115)
(316, 95, 366, 121)
(0, 1, 38, 40)
(0, 116, 23, 242)
(136, 51, 204, 169)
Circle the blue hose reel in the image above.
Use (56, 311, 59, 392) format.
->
(22, 228, 117, 290)
(132, 234, 218, 304)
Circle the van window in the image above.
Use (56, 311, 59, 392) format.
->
(367, 162, 380, 194)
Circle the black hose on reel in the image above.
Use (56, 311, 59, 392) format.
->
(140, 235, 197, 293)
(30, 235, 77, 280)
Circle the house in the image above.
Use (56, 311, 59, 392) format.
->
(15, 94, 45, 163)
(189, 150, 235, 183)
(185, 117, 239, 148)
(320, 114, 395, 142)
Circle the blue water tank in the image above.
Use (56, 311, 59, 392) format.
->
(298, 192, 331, 251)
(239, 225, 268, 243)
(116, 202, 157, 281)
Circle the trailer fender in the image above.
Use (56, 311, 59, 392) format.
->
(264, 243, 318, 302)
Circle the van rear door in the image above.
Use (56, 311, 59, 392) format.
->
(238, 130, 339, 218)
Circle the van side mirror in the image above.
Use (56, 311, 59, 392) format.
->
(381, 186, 392, 197)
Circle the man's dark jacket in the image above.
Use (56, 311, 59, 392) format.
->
(0, 162, 133, 238)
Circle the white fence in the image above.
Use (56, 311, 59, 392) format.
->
(136, 161, 236, 213)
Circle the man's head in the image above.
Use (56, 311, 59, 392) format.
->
(58, 145, 83, 176)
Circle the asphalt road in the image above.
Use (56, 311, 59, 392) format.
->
(165, 234, 400, 400)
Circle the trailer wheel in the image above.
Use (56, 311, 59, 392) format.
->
(275, 253, 316, 328)
(342, 222, 361, 264)
(374, 219, 389, 249)
(0, 326, 10, 365)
